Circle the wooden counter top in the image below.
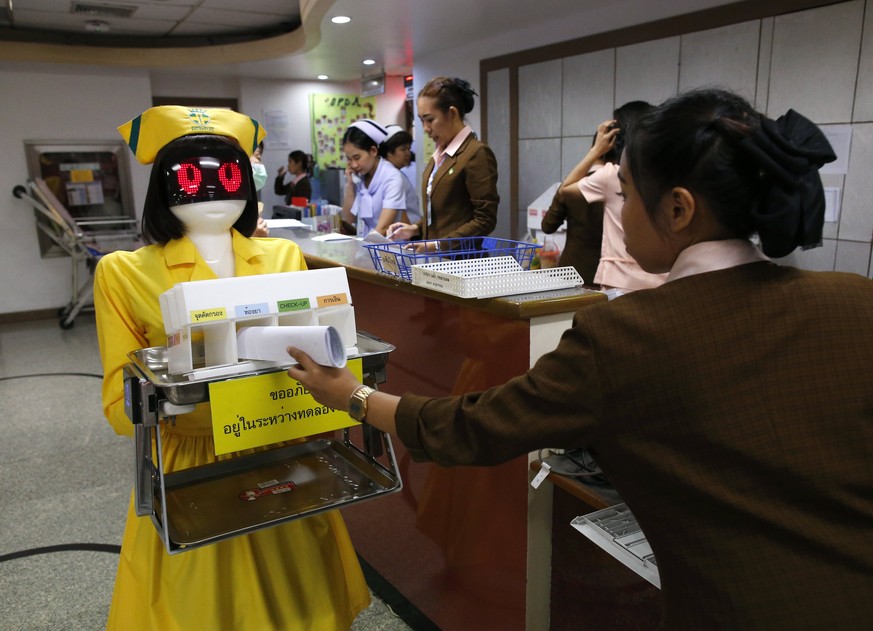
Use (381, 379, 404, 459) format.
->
(274, 228, 606, 320)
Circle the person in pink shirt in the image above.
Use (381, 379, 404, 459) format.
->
(560, 101, 667, 295)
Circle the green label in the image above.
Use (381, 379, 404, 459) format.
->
(278, 298, 311, 312)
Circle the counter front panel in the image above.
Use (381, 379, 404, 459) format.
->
(277, 231, 608, 630)
(341, 277, 530, 631)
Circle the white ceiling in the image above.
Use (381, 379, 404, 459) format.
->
(0, 0, 742, 81)
(5, 0, 300, 39)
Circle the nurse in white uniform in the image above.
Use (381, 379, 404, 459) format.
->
(383, 124, 421, 225)
(340, 119, 407, 237)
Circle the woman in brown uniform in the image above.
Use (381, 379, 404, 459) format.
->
(286, 88, 873, 630)
(387, 76, 499, 245)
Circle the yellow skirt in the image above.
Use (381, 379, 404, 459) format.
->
(106, 428, 370, 631)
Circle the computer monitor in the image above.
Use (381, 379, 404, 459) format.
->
(271, 204, 303, 220)
(319, 168, 344, 205)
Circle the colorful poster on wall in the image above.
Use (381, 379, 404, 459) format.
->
(309, 93, 376, 170)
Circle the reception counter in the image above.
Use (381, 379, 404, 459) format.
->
(273, 230, 657, 630)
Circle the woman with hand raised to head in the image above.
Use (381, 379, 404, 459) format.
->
(560, 100, 669, 295)
(274, 149, 312, 205)
(95, 106, 370, 631)
(287, 88, 873, 629)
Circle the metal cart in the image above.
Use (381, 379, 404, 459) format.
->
(13, 178, 141, 328)
(123, 331, 402, 554)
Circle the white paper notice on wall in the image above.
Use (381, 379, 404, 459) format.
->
(819, 125, 852, 175)
(824, 187, 841, 223)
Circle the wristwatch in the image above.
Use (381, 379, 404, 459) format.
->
(348, 385, 376, 422)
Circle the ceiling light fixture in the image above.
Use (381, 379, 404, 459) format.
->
(330, 16, 350, 24)
(361, 70, 385, 97)
(84, 19, 110, 32)
(317, 75, 329, 80)
(72, 2, 136, 19)
(362, 59, 375, 66)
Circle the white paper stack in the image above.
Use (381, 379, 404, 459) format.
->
(236, 325, 346, 368)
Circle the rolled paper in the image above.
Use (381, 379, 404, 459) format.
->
(236, 325, 346, 368)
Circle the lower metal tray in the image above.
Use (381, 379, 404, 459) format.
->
(161, 438, 399, 548)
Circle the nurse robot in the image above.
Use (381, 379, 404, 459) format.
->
(94, 108, 370, 630)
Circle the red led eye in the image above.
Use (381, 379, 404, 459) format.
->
(177, 163, 202, 195)
(218, 162, 243, 193)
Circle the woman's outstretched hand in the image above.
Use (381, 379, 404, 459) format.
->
(286, 346, 402, 435)
(286, 346, 361, 412)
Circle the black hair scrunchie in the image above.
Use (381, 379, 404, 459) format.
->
(734, 110, 836, 258)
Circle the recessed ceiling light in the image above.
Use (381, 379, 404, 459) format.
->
(317, 75, 329, 80)
(331, 16, 351, 24)
(85, 20, 110, 32)
(362, 59, 375, 66)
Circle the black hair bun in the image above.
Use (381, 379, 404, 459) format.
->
(735, 110, 836, 257)
(453, 78, 477, 114)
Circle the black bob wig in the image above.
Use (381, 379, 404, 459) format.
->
(141, 134, 259, 245)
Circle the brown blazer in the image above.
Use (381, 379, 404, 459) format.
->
(396, 262, 873, 629)
(418, 134, 499, 240)
(541, 187, 603, 285)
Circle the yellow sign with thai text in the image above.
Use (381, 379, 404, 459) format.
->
(209, 358, 363, 455)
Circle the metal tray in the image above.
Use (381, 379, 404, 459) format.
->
(161, 438, 399, 548)
(128, 330, 394, 405)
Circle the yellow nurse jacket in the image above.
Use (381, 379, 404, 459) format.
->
(94, 231, 369, 631)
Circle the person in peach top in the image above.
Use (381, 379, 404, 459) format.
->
(560, 101, 667, 296)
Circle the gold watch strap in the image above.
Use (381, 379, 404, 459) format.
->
(348, 385, 375, 421)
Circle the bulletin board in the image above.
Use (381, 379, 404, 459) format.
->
(309, 93, 377, 170)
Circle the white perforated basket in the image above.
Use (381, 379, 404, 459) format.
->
(411, 256, 583, 298)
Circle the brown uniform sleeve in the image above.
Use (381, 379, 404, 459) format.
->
(394, 314, 605, 466)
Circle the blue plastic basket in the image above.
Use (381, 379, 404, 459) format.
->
(364, 237, 542, 281)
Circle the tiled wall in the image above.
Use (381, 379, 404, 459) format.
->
(494, 0, 873, 278)
(487, 68, 513, 240)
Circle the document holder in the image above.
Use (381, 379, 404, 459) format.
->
(122, 331, 401, 554)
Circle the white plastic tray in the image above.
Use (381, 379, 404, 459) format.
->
(411, 256, 583, 299)
(571, 503, 660, 588)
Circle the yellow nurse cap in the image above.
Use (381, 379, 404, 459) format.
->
(117, 105, 267, 165)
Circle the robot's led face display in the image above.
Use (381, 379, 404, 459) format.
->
(162, 145, 250, 207)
